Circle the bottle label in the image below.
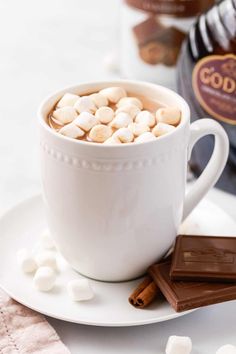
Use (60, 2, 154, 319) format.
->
(125, 0, 214, 17)
(192, 54, 236, 125)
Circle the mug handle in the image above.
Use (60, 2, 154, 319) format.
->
(182, 118, 229, 221)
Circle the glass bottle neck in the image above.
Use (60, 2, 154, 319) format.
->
(189, 0, 236, 60)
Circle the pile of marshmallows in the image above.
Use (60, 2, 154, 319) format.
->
(165, 336, 236, 354)
(50, 86, 181, 144)
(17, 230, 94, 301)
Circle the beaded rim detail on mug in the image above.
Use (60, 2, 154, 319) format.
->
(40, 140, 185, 172)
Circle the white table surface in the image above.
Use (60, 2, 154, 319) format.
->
(0, 0, 236, 353)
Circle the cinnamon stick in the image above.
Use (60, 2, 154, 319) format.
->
(129, 275, 160, 309)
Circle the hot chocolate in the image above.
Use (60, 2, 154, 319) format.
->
(47, 86, 181, 144)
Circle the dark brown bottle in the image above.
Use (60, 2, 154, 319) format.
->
(177, 0, 236, 194)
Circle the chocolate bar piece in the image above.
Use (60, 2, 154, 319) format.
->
(133, 16, 186, 66)
(170, 235, 236, 282)
(139, 41, 166, 65)
(133, 16, 166, 47)
(149, 262, 236, 312)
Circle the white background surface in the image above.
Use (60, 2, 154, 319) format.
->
(0, 0, 236, 353)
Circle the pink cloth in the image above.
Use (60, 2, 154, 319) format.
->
(0, 289, 70, 354)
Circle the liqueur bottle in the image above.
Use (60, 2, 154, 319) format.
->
(177, 0, 236, 194)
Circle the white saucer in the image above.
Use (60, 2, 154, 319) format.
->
(0, 195, 236, 327)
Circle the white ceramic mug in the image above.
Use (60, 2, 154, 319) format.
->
(38, 80, 229, 282)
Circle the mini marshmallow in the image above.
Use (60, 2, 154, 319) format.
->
(52, 106, 78, 124)
(216, 345, 236, 354)
(103, 136, 121, 145)
(152, 122, 175, 137)
(57, 93, 79, 108)
(35, 251, 58, 270)
(17, 249, 37, 273)
(165, 336, 192, 354)
(99, 86, 127, 103)
(89, 124, 112, 143)
(74, 96, 96, 114)
(135, 132, 156, 143)
(90, 93, 108, 108)
(156, 107, 181, 125)
(59, 123, 85, 139)
(128, 122, 150, 136)
(40, 230, 55, 250)
(110, 112, 132, 129)
(135, 110, 155, 127)
(74, 112, 98, 132)
(95, 106, 114, 124)
(116, 104, 140, 120)
(113, 128, 134, 143)
(33, 266, 56, 292)
(116, 97, 143, 110)
(49, 116, 64, 129)
(67, 279, 94, 301)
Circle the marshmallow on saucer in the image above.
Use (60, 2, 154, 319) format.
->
(67, 279, 94, 301)
(166, 336, 192, 354)
(116, 104, 140, 120)
(110, 112, 132, 129)
(52, 107, 78, 124)
(128, 122, 150, 136)
(90, 93, 108, 108)
(74, 96, 96, 114)
(135, 110, 155, 127)
(156, 107, 181, 125)
(152, 122, 175, 137)
(99, 87, 127, 103)
(59, 123, 85, 139)
(40, 230, 55, 250)
(89, 124, 112, 143)
(113, 128, 134, 143)
(57, 93, 79, 108)
(33, 266, 56, 292)
(135, 132, 156, 143)
(17, 249, 37, 274)
(117, 97, 143, 110)
(74, 112, 98, 132)
(216, 345, 236, 354)
(35, 251, 58, 270)
(95, 106, 114, 124)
